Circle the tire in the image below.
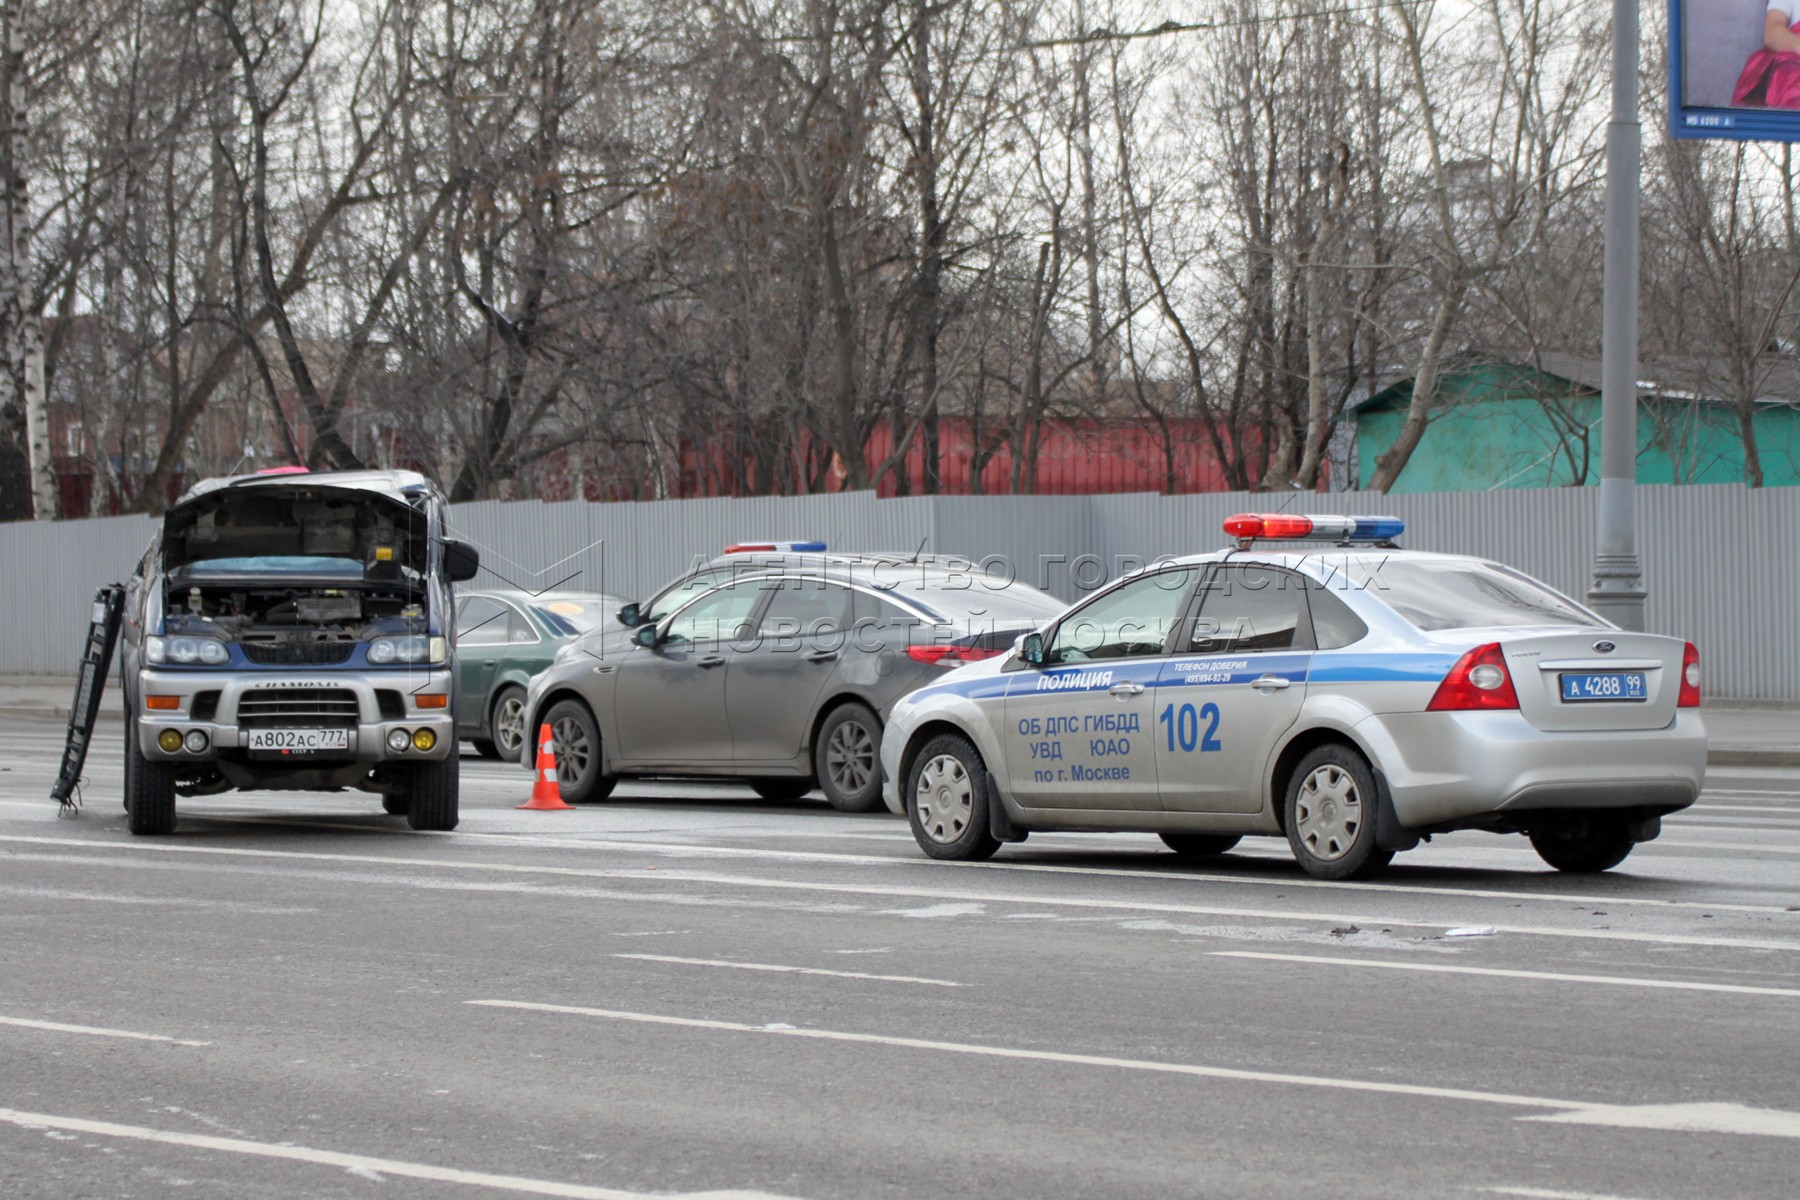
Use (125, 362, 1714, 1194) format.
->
(1283, 744, 1393, 880)
(381, 793, 410, 816)
(815, 702, 883, 813)
(124, 711, 177, 836)
(487, 686, 529, 761)
(403, 754, 460, 831)
(906, 732, 1001, 861)
(750, 777, 814, 802)
(545, 698, 615, 804)
(1530, 821, 1635, 873)
(1158, 832, 1242, 858)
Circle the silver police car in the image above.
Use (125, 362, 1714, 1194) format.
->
(521, 545, 1066, 810)
(879, 515, 1707, 879)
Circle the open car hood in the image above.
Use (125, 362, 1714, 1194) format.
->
(161, 475, 430, 577)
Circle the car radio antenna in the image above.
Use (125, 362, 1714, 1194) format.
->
(909, 535, 928, 564)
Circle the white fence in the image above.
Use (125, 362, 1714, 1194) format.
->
(2, 485, 1793, 700)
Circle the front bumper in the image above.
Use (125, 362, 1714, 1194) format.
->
(134, 667, 456, 764)
(1361, 709, 1708, 829)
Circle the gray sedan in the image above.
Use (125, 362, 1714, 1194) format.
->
(520, 559, 1065, 810)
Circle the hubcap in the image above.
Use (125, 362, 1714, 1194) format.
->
(914, 754, 974, 843)
(826, 718, 876, 796)
(494, 695, 526, 755)
(1295, 764, 1363, 862)
(551, 716, 590, 782)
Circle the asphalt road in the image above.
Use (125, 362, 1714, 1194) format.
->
(3, 718, 1798, 1200)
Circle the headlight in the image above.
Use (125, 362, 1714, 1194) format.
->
(368, 636, 446, 664)
(146, 636, 228, 665)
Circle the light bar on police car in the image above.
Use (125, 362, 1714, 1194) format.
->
(1223, 514, 1404, 543)
(723, 540, 829, 554)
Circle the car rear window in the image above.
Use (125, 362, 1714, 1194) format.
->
(876, 578, 1064, 623)
(1347, 558, 1604, 631)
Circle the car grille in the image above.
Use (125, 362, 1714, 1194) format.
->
(241, 640, 356, 666)
(236, 688, 361, 726)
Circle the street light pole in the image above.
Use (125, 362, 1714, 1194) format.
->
(1589, 0, 1647, 631)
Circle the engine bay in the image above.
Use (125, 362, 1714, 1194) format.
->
(161, 583, 425, 656)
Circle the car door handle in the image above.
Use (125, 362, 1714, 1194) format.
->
(482, 659, 497, 667)
(807, 651, 839, 663)
(698, 656, 726, 668)
(1252, 674, 1291, 690)
(1108, 682, 1144, 698)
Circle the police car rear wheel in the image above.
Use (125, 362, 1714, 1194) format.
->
(1158, 832, 1242, 858)
(1285, 745, 1392, 880)
(1529, 821, 1635, 873)
(907, 734, 1001, 861)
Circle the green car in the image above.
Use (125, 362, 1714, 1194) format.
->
(454, 590, 622, 759)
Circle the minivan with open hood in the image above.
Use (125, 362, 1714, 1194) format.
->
(119, 468, 480, 833)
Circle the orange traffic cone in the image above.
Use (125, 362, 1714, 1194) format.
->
(517, 723, 574, 811)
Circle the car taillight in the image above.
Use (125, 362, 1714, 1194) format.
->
(907, 644, 1004, 667)
(1426, 643, 1519, 711)
(1678, 642, 1701, 708)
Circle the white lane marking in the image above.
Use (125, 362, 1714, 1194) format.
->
(1692, 804, 1800, 814)
(8, 827, 1793, 918)
(0, 1108, 796, 1199)
(613, 954, 960, 987)
(1657, 840, 1800, 854)
(468, 1001, 1800, 1140)
(0, 1015, 210, 1047)
(1208, 952, 1800, 999)
(1522, 1102, 1800, 1138)
(1480, 1189, 1658, 1200)
(5, 836, 1800, 953)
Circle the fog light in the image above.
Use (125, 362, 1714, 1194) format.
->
(386, 729, 411, 753)
(411, 729, 437, 752)
(157, 729, 184, 753)
(183, 730, 209, 754)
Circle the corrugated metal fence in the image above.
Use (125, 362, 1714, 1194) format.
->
(2, 485, 1793, 699)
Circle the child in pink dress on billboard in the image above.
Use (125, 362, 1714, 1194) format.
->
(1734, 0, 1800, 107)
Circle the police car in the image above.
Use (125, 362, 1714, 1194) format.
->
(878, 515, 1707, 880)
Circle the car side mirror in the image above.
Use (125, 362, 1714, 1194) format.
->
(633, 624, 661, 649)
(443, 540, 481, 583)
(1019, 631, 1045, 666)
(617, 602, 642, 628)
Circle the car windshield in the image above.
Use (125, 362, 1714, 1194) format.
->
(170, 556, 365, 578)
(1346, 558, 1604, 631)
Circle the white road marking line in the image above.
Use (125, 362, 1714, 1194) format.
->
(1208, 952, 1800, 998)
(0, 1108, 795, 1200)
(1480, 1188, 1658, 1200)
(613, 954, 960, 987)
(33, 820, 1795, 918)
(0, 1016, 210, 1047)
(467, 1001, 1800, 1140)
(1656, 840, 1800, 854)
(5, 835, 1800, 952)
(1693, 804, 1800, 815)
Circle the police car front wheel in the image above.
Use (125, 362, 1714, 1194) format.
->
(1284, 744, 1393, 880)
(907, 733, 1001, 861)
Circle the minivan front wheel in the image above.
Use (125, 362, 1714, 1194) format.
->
(124, 712, 177, 836)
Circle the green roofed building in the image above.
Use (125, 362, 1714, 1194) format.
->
(1351, 352, 1800, 491)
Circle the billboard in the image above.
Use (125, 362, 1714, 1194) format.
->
(1670, 0, 1800, 140)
